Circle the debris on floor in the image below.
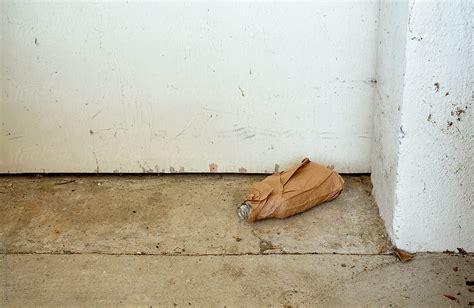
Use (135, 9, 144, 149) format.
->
(443, 294, 458, 302)
(53, 179, 76, 185)
(238, 157, 344, 222)
(394, 248, 415, 262)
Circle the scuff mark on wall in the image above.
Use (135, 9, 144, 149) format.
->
(92, 109, 103, 119)
(238, 167, 247, 173)
(137, 161, 153, 173)
(451, 106, 466, 122)
(407, 0, 415, 33)
(8, 135, 24, 140)
(238, 86, 245, 97)
(399, 126, 406, 138)
(93, 152, 99, 173)
(274, 164, 280, 173)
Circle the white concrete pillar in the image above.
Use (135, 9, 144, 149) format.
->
(372, 0, 473, 252)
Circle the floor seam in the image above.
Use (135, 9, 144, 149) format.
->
(5, 251, 394, 257)
(5, 251, 470, 257)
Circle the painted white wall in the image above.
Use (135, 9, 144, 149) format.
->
(371, 0, 408, 245)
(0, 1, 379, 173)
(373, 0, 473, 252)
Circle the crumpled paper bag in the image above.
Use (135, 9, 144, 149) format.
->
(241, 158, 344, 222)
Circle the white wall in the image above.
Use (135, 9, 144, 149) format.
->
(371, 0, 408, 244)
(0, 1, 379, 173)
(373, 0, 473, 252)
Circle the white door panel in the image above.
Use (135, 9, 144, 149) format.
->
(0, 2, 378, 173)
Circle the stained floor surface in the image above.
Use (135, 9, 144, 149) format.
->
(0, 174, 472, 306)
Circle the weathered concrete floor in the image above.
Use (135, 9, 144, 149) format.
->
(0, 175, 389, 255)
(2, 254, 473, 306)
(0, 175, 472, 306)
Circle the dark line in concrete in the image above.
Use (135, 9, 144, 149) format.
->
(53, 179, 76, 185)
(0, 173, 371, 177)
(5, 250, 471, 258)
(5, 251, 395, 257)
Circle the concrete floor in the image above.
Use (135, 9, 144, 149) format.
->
(0, 174, 472, 306)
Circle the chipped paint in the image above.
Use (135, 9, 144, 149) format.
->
(209, 163, 218, 173)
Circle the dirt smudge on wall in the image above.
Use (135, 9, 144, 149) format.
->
(209, 163, 218, 173)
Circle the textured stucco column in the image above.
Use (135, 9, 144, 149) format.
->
(372, 0, 473, 252)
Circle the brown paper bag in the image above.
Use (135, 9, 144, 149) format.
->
(241, 158, 344, 222)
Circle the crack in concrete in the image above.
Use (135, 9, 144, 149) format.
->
(5, 251, 395, 257)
